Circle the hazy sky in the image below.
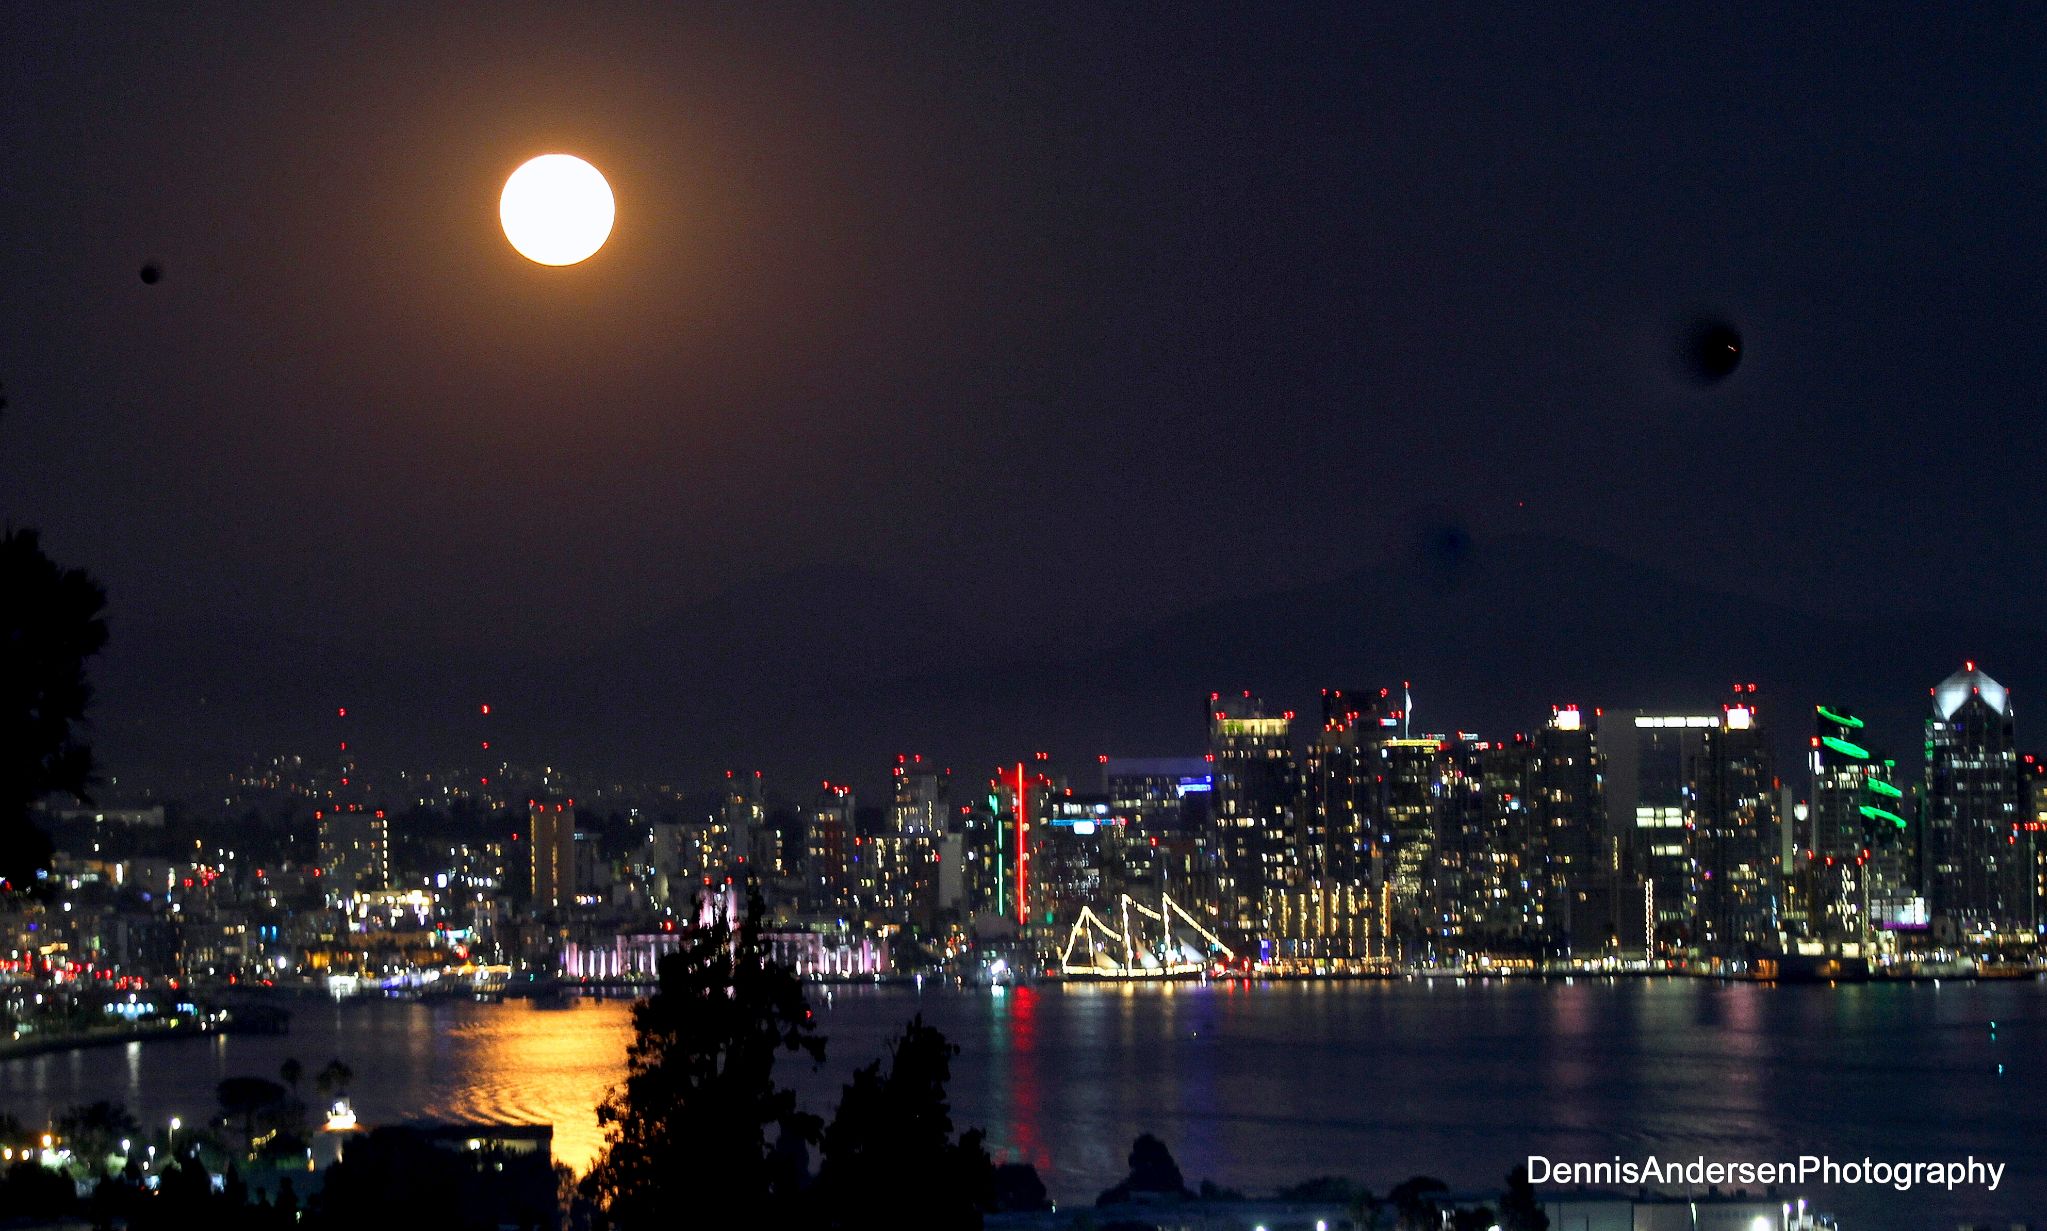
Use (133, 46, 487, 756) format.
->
(6, 5, 2047, 788)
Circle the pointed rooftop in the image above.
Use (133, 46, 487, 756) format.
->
(1934, 661, 2009, 720)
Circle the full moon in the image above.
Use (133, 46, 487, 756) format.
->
(500, 154, 615, 266)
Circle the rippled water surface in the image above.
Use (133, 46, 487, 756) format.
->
(3, 979, 2041, 1229)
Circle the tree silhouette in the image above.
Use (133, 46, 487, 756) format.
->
(279, 1057, 303, 1096)
(1097, 1132, 1191, 1205)
(56, 1099, 138, 1178)
(991, 1161, 1049, 1213)
(0, 525, 108, 890)
(581, 890, 823, 1229)
(315, 1059, 353, 1100)
(217, 1076, 287, 1153)
(1389, 1175, 1450, 1231)
(1498, 1163, 1549, 1231)
(811, 1015, 993, 1229)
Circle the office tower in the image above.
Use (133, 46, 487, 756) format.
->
(1692, 689, 1779, 956)
(529, 799, 577, 915)
(2019, 760, 2047, 941)
(1429, 735, 1488, 948)
(1806, 704, 1910, 945)
(989, 762, 1055, 931)
(890, 756, 950, 928)
(1924, 663, 2023, 941)
(953, 801, 1005, 921)
(805, 784, 856, 916)
(1299, 690, 1395, 962)
(1380, 731, 1441, 958)
(316, 806, 388, 905)
(1207, 693, 1298, 952)
(1038, 794, 1117, 930)
(1477, 734, 1540, 944)
(1532, 705, 1613, 957)
(1604, 709, 1717, 955)
(721, 771, 768, 874)
(1103, 756, 1219, 918)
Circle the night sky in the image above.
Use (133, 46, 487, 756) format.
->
(6, 5, 2047, 792)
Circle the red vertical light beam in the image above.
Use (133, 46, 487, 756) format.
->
(1014, 761, 1029, 927)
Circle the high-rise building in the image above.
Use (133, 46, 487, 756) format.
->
(721, 771, 768, 874)
(1380, 734, 1441, 958)
(1416, 732, 1542, 958)
(889, 756, 950, 928)
(1924, 663, 2023, 941)
(804, 784, 856, 916)
(529, 799, 577, 915)
(1531, 705, 1613, 957)
(1805, 704, 1911, 945)
(1691, 689, 1779, 956)
(1298, 690, 1396, 962)
(1604, 710, 1717, 955)
(1037, 794, 1117, 930)
(316, 806, 388, 905)
(1207, 693, 1298, 951)
(989, 763, 1055, 931)
(2019, 759, 2047, 941)
(1103, 756, 1221, 928)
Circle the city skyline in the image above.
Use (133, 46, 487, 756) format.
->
(8, 7, 2046, 1227)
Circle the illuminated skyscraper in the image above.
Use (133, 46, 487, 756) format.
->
(1430, 733, 1534, 951)
(1806, 704, 1911, 944)
(1692, 689, 1779, 956)
(1208, 693, 1298, 951)
(1531, 705, 1613, 957)
(529, 798, 577, 915)
(805, 784, 856, 915)
(1103, 756, 1220, 922)
(1379, 732, 1441, 958)
(1299, 689, 1398, 962)
(889, 756, 950, 928)
(1604, 709, 1717, 955)
(1924, 663, 2023, 940)
(316, 807, 388, 906)
(721, 770, 769, 874)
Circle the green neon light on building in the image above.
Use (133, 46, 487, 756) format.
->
(1822, 735, 1870, 759)
(1867, 779, 1904, 800)
(1859, 804, 1907, 830)
(1816, 705, 1865, 729)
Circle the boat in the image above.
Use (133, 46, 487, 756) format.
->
(1058, 892, 1233, 980)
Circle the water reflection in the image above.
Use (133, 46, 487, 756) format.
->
(0, 980, 2037, 1229)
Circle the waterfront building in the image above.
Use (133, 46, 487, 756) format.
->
(1207, 693, 1299, 953)
(1531, 705, 1615, 957)
(316, 807, 389, 906)
(721, 770, 769, 873)
(1379, 732, 1441, 959)
(1102, 756, 1220, 922)
(1924, 663, 2025, 941)
(1692, 689, 1780, 956)
(1805, 704, 1913, 946)
(1036, 794, 1117, 931)
(1604, 709, 1716, 955)
(528, 799, 577, 915)
(890, 756, 950, 929)
(1298, 689, 1396, 962)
